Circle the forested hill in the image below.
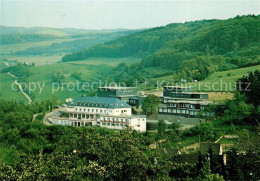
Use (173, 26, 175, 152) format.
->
(62, 15, 260, 70)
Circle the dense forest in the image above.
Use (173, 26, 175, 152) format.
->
(62, 15, 260, 81)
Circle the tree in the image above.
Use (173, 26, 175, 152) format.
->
(141, 94, 160, 115)
(208, 146, 217, 173)
(226, 148, 242, 181)
(223, 92, 254, 125)
(157, 120, 167, 137)
(197, 151, 204, 174)
(52, 70, 65, 85)
(238, 70, 260, 108)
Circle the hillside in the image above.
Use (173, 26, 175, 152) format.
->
(0, 26, 137, 65)
(62, 15, 260, 75)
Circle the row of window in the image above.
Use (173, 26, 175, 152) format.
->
(75, 107, 128, 114)
(73, 121, 92, 127)
(100, 117, 129, 122)
(75, 107, 109, 113)
(101, 122, 126, 127)
(167, 103, 201, 109)
(52, 119, 71, 125)
(76, 103, 108, 107)
(159, 108, 199, 115)
(100, 117, 145, 122)
(69, 114, 94, 119)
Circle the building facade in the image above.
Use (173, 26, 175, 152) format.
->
(158, 86, 213, 117)
(97, 87, 144, 108)
(49, 96, 146, 132)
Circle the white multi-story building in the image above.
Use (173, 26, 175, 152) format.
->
(48, 96, 146, 132)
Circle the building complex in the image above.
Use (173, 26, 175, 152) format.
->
(97, 87, 144, 108)
(158, 86, 213, 117)
(48, 96, 146, 132)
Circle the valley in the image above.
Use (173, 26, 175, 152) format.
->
(0, 3, 259, 179)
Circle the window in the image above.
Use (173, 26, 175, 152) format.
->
(75, 108, 78, 111)
(84, 109, 86, 112)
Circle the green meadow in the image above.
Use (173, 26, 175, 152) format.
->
(158, 65, 260, 92)
(1, 62, 259, 103)
(0, 74, 28, 103)
(0, 58, 141, 103)
(67, 57, 141, 66)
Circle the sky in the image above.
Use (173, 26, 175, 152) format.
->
(0, 0, 259, 30)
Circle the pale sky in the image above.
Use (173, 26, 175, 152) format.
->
(0, 0, 259, 29)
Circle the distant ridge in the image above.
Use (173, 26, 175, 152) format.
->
(62, 15, 260, 71)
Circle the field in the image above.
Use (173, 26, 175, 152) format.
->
(0, 36, 91, 65)
(2, 55, 63, 65)
(0, 57, 142, 103)
(0, 74, 28, 103)
(158, 65, 260, 92)
(68, 57, 141, 66)
(0, 38, 78, 54)
(1, 63, 259, 103)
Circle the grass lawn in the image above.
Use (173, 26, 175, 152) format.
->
(0, 74, 28, 103)
(208, 92, 233, 102)
(1, 55, 63, 65)
(26, 63, 99, 102)
(0, 57, 143, 102)
(191, 65, 260, 92)
(0, 38, 78, 54)
(157, 65, 260, 92)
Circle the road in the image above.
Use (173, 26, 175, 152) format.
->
(7, 72, 32, 104)
(32, 113, 41, 122)
(147, 119, 172, 124)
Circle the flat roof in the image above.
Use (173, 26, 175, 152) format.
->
(68, 96, 131, 108)
(170, 92, 208, 95)
(163, 86, 192, 89)
(98, 87, 137, 90)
